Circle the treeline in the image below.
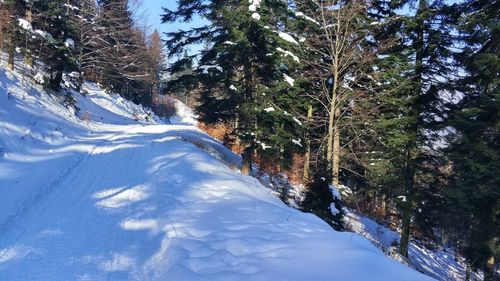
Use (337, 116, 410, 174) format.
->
(163, 0, 498, 279)
(0, 0, 165, 106)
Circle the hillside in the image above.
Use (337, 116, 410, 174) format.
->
(0, 66, 437, 280)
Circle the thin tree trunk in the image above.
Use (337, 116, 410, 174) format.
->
(241, 61, 255, 175)
(241, 146, 253, 175)
(399, 0, 427, 259)
(332, 107, 341, 186)
(399, 145, 415, 258)
(327, 65, 340, 185)
(24, 7, 33, 68)
(484, 256, 496, 281)
(303, 105, 313, 183)
(465, 263, 471, 281)
(7, 38, 14, 70)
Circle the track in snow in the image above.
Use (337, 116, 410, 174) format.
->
(0, 124, 434, 280)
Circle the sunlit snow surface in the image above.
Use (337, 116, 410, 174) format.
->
(346, 211, 483, 281)
(0, 66, 433, 280)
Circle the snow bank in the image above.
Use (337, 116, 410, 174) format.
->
(346, 210, 482, 281)
(0, 64, 434, 280)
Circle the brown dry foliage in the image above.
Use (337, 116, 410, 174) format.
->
(198, 122, 231, 142)
(254, 154, 281, 179)
(197, 122, 245, 154)
(286, 153, 305, 185)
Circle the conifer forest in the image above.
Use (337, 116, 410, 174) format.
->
(0, 0, 498, 280)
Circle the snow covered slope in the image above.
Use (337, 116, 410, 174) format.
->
(346, 210, 482, 281)
(0, 67, 433, 280)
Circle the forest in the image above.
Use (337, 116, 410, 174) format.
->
(0, 0, 498, 280)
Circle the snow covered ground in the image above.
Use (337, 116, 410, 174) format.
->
(0, 66, 433, 280)
(346, 210, 483, 281)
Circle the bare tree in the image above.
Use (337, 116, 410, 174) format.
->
(297, 0, 384, 186)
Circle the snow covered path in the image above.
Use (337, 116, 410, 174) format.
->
(0, 71, 433, 280)
(0, 124, 432, 280)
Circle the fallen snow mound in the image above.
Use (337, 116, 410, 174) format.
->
(0, 66, 433, 280)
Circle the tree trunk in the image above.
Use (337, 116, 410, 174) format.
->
(484, 255, 496, 281)
(332, 107, 341, 186)
(7, 38, 14, 70)
(241, 146, 253, 175)
(303, 105, 313, 183)
(327, 64, 340, 186)
(24, 7, 33, 68)
(399, 203, 412, 258)
(399, 145, 415, 258)
(49, 71, 63, 91)
(399, 0, 427, 259)
(465, 263, 471, 281)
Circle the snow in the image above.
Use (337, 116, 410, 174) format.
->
(248, 0, 262, 12)
(0, 65, 434, 280)
(278, 32, 298, 45)
(295, 12, 319, 25)
(329, 184, 341, 200)
(17, 18, 32, 31)
(276, 47, 300, 63)
(263, 107, 275, 113)
(330, 204, 340, 216)
(346, 210, 482, 281)
(291, 138, 302, 147)
(62, 3, 79, 11)
(33, 73, 45, 84)
(229, 85, 238, 91)
(198, 65, 223, 74)
(251, 13, 261, 21)
(283, 73, 295, 86)
(34, 29, 49, 38)
(64, 38, 75, 49)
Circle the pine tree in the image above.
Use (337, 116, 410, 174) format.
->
(32, 0, 77, 90)
(444, 0, 499, 279)
(364, 0, 459, 258)
(163, 0, 306, 173)
(2, 0, 27, 70)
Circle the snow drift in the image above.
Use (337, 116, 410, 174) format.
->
(0, 66, 433, 280)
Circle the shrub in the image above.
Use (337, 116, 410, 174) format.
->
(198, 122, 232, 142)
(152, 96, 177, 121)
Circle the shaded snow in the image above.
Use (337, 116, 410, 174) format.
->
(345, 210, 482, 281)
(0, 65, 433, 280)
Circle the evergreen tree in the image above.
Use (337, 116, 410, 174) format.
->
(31, 0, 77, 90)
(363, 0, 459, 258)
(163, 0, 306, 173)
(2, 0, 27, 70)
(444, 0, 499, 279)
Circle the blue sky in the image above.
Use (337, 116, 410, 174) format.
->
(137, 1, 206, 56)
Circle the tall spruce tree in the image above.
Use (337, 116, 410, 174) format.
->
(2, 0, 27, 70)
(444, 0, 499, 279)
(163, 0, 306, 173)
(32, 0, 77, 90)
(364, 0, 459, 258)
